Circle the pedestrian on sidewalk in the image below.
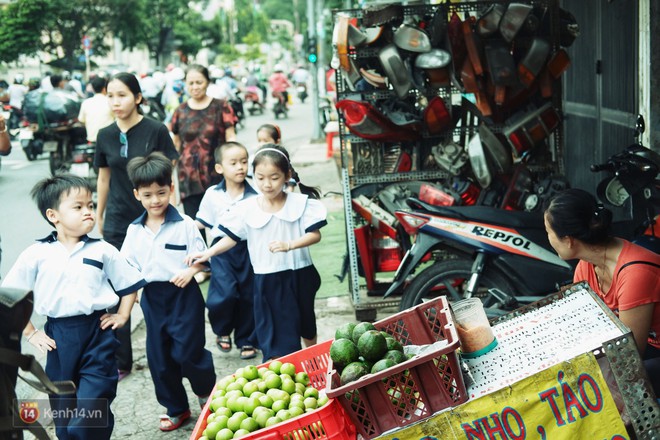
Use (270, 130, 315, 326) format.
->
(170, 64, 236, 248)
(2, 174, 146, 440)
(122, 152, 216, 432)
(94, 72, 179, 382)
(185, 145, 327, 361)
(195, 142, 259, 360)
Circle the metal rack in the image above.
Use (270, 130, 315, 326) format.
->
(335, 0, 564, 320)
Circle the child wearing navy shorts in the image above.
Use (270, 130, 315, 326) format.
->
(187, 144, 327, 361)
(2, 174, 146, 440)
(196, 142, 258, 359)
(121, 152, 216, 431)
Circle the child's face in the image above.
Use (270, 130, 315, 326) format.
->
(253, 160, 290, 201)
(215, 146, 248, 184)
(46, 188, 95, 237)
(257, 129, 276, 146)
(107, 79, 141, 121)
(133, 182, 173, 218)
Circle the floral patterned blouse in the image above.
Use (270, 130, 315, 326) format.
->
(171, 98, 235, 200)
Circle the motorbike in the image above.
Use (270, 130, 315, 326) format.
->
(296, 83, 308, 103)
(318, 94, 337, 131)
(383, 144, 660, 317)
(229, 95, 245, 131)
(2, 104, 21, 139)
(142, 97, 166, 122)
(244, 86, 265, 115)
(272, 91, 288, 119)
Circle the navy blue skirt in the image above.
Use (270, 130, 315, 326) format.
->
(253, 265, 320, 361)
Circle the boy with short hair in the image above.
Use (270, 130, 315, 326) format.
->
(122, 152, 215, 431)
(2, 174, 146, 440)
(195, 141, 258, 359)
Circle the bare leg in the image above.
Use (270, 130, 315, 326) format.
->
(302, 335, 317, 348)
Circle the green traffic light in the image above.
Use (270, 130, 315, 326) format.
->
(308, 53, 318, 63)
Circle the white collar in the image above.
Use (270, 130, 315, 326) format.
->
(246, 192, 309, 228)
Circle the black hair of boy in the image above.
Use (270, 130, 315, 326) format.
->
(30, 174, 93, 226)
(213, 141, 248, 164)
(126, 152, 173, 190)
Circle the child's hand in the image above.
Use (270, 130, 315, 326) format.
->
(100, 312, 129, 330)
(27, 330, 57, 353)
(185, 251, 209, 266)
(268, 240, 292, 253)
(170, 268, 195, 288)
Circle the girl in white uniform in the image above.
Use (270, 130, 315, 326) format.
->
(186, 144, 327, 361)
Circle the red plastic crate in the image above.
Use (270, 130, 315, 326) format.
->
(325, 296, 467, 439)
(190, 340, 356, 440)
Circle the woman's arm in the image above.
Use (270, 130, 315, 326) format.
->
(96, 167, 111, 235)
(618, 304, 655, 354)
(225, 126, 236, 142)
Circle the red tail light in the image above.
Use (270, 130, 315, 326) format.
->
(372, 231, 403, 272)
(395, 212, 430, 235)
(419, 183, 455, 206)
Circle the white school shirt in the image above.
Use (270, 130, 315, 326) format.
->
(121, 206, 207, 283)
(218, 192, 327, 274)
(196, 180, 258, 241)
(1, 234, 146, 318)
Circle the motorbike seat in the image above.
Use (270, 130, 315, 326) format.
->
(405, 197, 545, 230)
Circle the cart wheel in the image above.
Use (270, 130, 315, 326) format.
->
(354, 308, 377, 322)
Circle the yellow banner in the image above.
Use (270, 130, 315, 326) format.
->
(377, 352, 628, 440)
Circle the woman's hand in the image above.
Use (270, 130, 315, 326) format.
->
(185, 251, 209, 266)
(26, 330, 57, 354)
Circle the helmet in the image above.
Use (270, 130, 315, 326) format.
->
(72, 72, 83, 81)
(170, 67, 185, 80)
(172, 80, 185, 93)
(62, 70, 71, 80)
(14, 74, 24, 84)
(273, 64, 284, 73)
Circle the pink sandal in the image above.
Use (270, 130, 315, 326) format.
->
(159, 409, 191, 431)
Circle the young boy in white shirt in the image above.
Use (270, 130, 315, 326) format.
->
(121, 152, 215, 431)
(2, 174, 145, 440)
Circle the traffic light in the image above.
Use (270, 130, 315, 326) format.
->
(307, 37, 318, 64)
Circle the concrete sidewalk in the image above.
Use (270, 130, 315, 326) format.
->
(20, 139, 353, 439)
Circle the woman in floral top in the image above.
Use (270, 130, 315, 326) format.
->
(170, 64, 236, 232)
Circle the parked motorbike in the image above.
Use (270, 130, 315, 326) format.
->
(244, 86, 265, 115)
(230, 95, 245, 130)
(272, 91, 288, 119)
(319, 94, 337, 131)
(383, 145, 660, 317)
(18, 121, 43, 161)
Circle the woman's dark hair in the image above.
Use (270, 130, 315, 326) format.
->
(544, 188, 612, 245)
(109, 72, 143, 114)
(186, 64, 211, 83)
(127, 152, 173, 190)
(31, 174, 93, 226)
(214, 141, 248, 164)
(252, 144, 320, 199)
(257, 124, 281, 144)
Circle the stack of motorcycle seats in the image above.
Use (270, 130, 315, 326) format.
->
(332, 1, 579, 191)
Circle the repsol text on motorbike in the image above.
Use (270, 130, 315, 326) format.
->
(384, 146, 660, 318)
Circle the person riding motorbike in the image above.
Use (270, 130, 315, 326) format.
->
(268, 64, 292, 111)
(7, 74, 28, 136)
(291, 64, 310, 103)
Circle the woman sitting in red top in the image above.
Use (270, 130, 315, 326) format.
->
(544, 188, 660, 396)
